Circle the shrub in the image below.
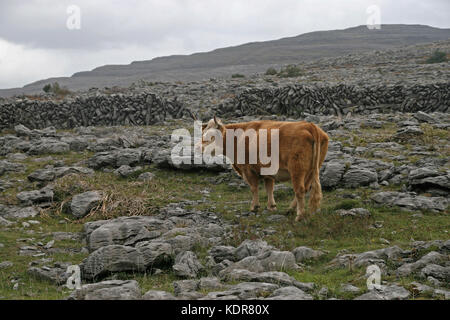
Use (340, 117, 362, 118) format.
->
(231, 73, 245, 78)
(42, 84, 51, 93)
(42, 82, 72, 96)
(278, 64, 303, 78)
(265, 67, 278, 75)
(425, 50, 447, 64)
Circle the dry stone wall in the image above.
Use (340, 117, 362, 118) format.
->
(216, 83, 450, 118)
(0, 82, 449, 130)
(0, 92, 187, 130)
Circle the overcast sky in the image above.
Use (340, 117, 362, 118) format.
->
(0, 0, 449, 89)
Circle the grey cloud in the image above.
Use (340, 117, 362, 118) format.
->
(0, 0, 448, 89)
(2, 0, 447, 51)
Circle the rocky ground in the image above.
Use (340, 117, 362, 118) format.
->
(0, 108, 448, 300)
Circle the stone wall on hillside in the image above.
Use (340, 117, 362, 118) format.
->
(216, 83, 450, 118)
(0, 93, 187, 130)
(0, 82, 449, 130)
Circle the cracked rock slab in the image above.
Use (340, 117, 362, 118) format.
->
(354, 285, 410, 300)
(371, 191, 448, 212)
(172, 251, 204, 278)
(68, 280, 141, 300)
(70, 191, 103, 218)
(81, 242, 173, 280)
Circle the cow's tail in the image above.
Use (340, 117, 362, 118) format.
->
(309, 123, 323, 214)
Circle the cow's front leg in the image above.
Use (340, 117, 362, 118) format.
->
(244, 171, 260, 212)
(288, 198, 297, 210)
(250, 186, 260, 212)
(264, 178, 277, 211)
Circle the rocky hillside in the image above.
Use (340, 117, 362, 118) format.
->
(1, 40, 449, 130)
(0, 34, 449, 301)
(0, 24, 449, 97)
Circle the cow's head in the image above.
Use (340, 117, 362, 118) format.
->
(194, 116, 225, 154)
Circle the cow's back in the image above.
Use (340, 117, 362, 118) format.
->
(223, 120, 328, 174)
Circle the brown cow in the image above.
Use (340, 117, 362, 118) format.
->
(197, 116, 329, 221)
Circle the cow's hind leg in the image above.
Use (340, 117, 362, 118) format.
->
(290, 170, 307, 222)
(264, 178, 277, 211)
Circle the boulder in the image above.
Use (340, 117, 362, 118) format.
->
(209, 246, 236, 262)
(172, 251, 204, 278)
(28, 263, 70, 285)
(70, 191, 103, 218)
(234, 239, 273, 261)
(17, 187, 53, 205)
(343, 167, 377, 188)
(28, 140, 70, 155)
(340, 284, 361, 294)
(320, 159, 346, 188)
(371, 191, 448, 212)
(85, 216, 169, 252)
(259, 250, 300, 272)
(198, 277, 226, 291)
(420, 264, 450, 282)
(354, 284, 410, 300)
(0, 160, 26, 175)
(392, 126, 423, 142)
(408, 168, 449, 195)
(137, 172, 155, 182)
(396, 251, 447, 277)
(330, 246, 405, 269)
(202, 282, 279, 300)
(173, 280, 200, 296)
(413, 111, 436, 124)
(219, 268, 314, 292)
(143, 290, 176, 300)
(68, 280, 141, 300)
(0, 205, 39, 219)
(292, 246, 325, 262)
(0, 217, 13, 226)
(116, 149, 142, 167)
(81, 242, 173, 280)
(114, 165, 142, 178)
(28, 166, 94, 183)
(267, 286, 313, 300)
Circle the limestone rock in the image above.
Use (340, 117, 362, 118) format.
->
(70, 191, 103, 218)
(68, 280, 141, 300)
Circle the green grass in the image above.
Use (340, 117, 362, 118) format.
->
(0, 217, 84, 299)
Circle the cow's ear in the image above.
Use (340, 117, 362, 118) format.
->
(214, 115, 224, 129)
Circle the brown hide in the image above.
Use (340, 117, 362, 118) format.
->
(203, 119, 329, 221)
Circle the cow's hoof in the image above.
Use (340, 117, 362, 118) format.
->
(250, 205, 260, 212)
(295, 215, 305, 222)
(267, 205, 277, 212)
(285, 208, 294, 216)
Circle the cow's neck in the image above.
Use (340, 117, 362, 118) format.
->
(221, 126, 230, 157)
